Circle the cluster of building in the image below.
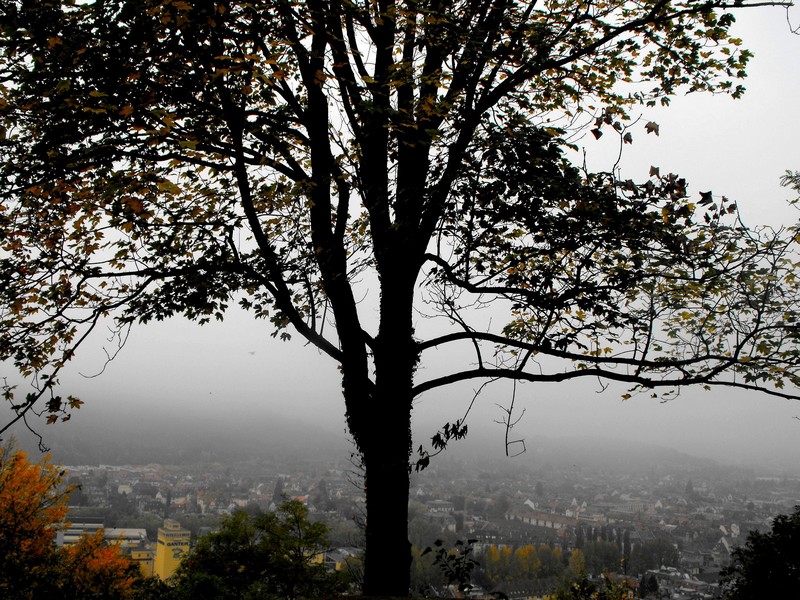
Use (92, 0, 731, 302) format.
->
(57, 516, 190, 580)
(59, 448, 799, 598)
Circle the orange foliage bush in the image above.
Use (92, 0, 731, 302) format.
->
(0, 440, 140, 599)
(58, 530, 138, 598)
(0, 440, 72, 595)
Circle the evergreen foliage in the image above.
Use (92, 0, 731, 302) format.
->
(720, 505, 800, 600)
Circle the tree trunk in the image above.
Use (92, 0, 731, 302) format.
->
(361, 424, 412, 596)
(358, 262, 418, 596)
(358, 337, 416, 596)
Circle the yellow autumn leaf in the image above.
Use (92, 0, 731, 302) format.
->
(157, 180, 182, 194)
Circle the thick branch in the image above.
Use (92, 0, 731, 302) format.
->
(412, 364, 800, 401)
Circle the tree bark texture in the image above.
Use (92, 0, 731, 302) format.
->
(352, 258, 419, 596)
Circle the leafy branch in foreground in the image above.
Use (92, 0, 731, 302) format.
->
(421, 539, 480, 593)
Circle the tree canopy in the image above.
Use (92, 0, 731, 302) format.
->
(720, 505, 800, 600)
(0, 440, 139, 599)
(167, 501, 348, 600)
(1, 0, 799, 594)
(0, 440, 72, 596)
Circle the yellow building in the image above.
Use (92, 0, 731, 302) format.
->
(104, 528, 155, 577)
(154, 518, 190, 580)
(129, 545, 155, 578)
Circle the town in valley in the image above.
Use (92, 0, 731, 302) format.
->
(17, 408, 797, 600)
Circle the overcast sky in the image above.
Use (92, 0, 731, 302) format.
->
(7, 7, 800, 472)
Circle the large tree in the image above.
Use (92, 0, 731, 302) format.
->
(720, 505, 800, 600)
(1, 1, 799, 594)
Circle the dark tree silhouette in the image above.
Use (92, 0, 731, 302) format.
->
(2, 1, 799, 594)
(720, 505, 800, 600)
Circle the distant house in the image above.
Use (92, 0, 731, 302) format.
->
(324, 547, 361, 571)
(426, 500, 455, 513)
(104, 528, 154, 577)
(427, 511, 457, 533)
(679, 550, 706, 575)
(507, 509, 578, 531)
(55, 517, 104, 547)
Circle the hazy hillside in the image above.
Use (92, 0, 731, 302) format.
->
(1, 401, 772, 477)
(2, 402, 350, 467)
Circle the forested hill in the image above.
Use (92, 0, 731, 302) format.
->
(2, 400, 768, 477)
(2, 401, 350, 467)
